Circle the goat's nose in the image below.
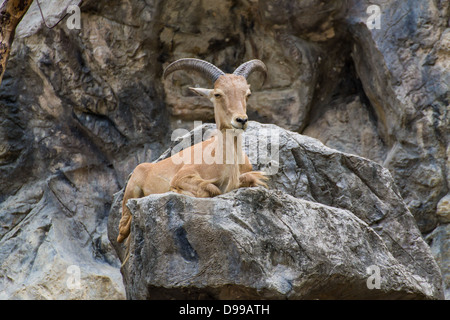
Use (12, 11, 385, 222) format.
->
(235, 117, 248, 125)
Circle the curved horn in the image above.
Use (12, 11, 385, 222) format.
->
(163, 58, 225, 84)
(233, 59, 267, 82)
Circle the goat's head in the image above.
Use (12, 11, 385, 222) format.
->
(163, 58, 267, 131)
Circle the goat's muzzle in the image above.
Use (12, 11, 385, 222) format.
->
(232, 116, 248, 130)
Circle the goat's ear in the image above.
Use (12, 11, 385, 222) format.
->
(189, 87, 213, 98)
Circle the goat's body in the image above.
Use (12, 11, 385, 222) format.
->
(117, 132, 266, 243)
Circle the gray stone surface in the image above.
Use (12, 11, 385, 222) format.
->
(116, 188, 434, 299)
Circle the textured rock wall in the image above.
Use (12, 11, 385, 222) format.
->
(0, 0, 448, 299)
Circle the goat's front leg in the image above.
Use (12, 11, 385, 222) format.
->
(170, 171, 221, 198)
(239, 171, 269, 188)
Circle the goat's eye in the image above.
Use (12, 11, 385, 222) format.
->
(214, 93, 222, 98)
(246, 93, 251, 99)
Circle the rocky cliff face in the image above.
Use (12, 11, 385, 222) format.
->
(0, 0, 448, 299)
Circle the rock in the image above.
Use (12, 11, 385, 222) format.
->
(116, 189, 434, 299)
(343, 0, 449, 233)
(0, 168, 125, 299)
(0, 0, 168, 299)
(426, 224, 450, 299)
(303, 95, 387, 164)
(108, 121, 443, 299)
(15, 1, 82, 38)
(437, 194, 450, 223)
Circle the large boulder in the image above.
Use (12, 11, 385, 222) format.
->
(115, 188, 433, 299)
(108, 121, 443, 299)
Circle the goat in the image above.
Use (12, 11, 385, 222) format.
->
(117, 58, 268, 244)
